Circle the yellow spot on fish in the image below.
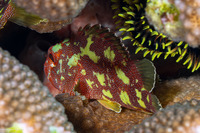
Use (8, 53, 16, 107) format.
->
(61, 76, 65, 81)
(63, 39, 70, 46)
(68, 72, 72, 76)
(119, 90, 132, 105)
(106, 74, 112, 87)
(136, 79, 138, 83)
(131, 84, 134, 86)
(80, 35, 100, 63)
(93, 72, 106, 86)
(104, 47, 115, 62)
(66, 56, 69, 60)
(74, 42, 80, 46)
(115, 66, 130, 85)
(141, 87, 146, 91)
(102, 95, 107, 100)
(86, 79, 94, 89)
(135, 89, 146, 108)
(135, 89, 142, 99)
(52, 44, 62, 53)
(57, 70, 59, 74)
(59, 59, 63, 73)
(147, 95, 150, 103)
(121, 60, 127, 66)
(108, 83, 111, 87)
(67, 54, 80, 68)
(81, 69, 86, 75)
(102, 89, 113, 98)
(106, 74, 111, 81)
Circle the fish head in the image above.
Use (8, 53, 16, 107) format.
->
(44, 43, 63, 89)
(44, 40, 80, 94)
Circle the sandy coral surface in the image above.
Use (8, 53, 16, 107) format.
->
(55, 93, 151, 133)
(129, 99, 200, 133)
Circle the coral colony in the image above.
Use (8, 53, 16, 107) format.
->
(0, 0, 200, 132)
(0, 48, 74, 132)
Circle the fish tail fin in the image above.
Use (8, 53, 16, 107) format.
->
(9, 2, 47, 27)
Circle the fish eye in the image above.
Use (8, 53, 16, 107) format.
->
(48, 53, 55, 62)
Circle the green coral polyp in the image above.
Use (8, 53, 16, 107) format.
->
(112, 0, 200, 72)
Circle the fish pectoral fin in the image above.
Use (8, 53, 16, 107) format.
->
(135, 59, 156, 92)
(98, 99, 122, 113)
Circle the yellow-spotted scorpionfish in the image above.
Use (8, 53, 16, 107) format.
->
(44, 24, 162, 113)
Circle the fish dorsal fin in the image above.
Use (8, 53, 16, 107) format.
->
(77, 24, 130, 60)
(98, 99, 122, 113)
(135, 59, 156, 92)
(151, 94, 162, 111)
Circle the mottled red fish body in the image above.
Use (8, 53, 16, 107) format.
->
(44, 25, 162, 113)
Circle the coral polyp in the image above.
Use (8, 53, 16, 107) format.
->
(0, 48, 74, 133)
(112, 0, 200, 72)
(145, 0, 183, 42)
(129, 99, 200, 133)
(13, 0, 89, 21)
(146, 0, 200, 47)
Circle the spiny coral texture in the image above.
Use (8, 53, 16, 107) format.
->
(13, 0, 89, 21)
(0, 48, 74, 133)
(55, 93, 151, 133)
(154, 76, 200, 107)
(129, 99, 200, 133)
(146, 0, 200, 47)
